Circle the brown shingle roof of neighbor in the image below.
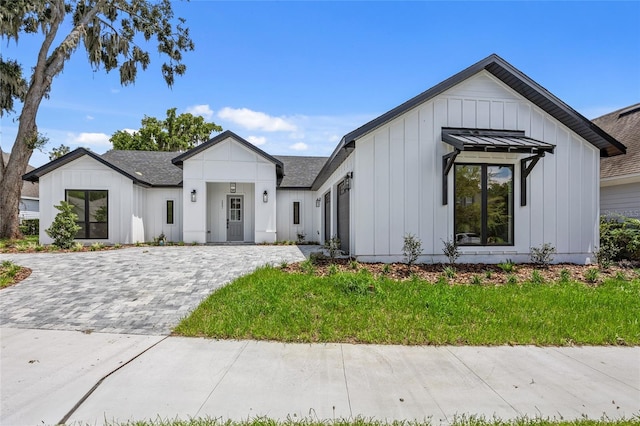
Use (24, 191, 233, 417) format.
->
(101, 150, 184, 186)
(594, 104, 640, 179)
(274, 155, 329, 188)
(2, 151, 39, 198)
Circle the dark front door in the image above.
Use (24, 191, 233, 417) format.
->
(337, 181, 349, 254)
(226, 195, 244, 241)
(324, 192, 331, 243)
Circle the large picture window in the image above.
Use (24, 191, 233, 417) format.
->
(454, 164, 513, 246)
(65, 190, 108, 239)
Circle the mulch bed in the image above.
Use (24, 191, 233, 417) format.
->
(284, 258, 639, 285)
(1, 267, 32, 289)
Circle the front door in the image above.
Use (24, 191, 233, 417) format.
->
(227, 195, 244, 241)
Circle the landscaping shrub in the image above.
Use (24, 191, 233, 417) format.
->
(19, 219, 39, 236)
(324, 236, 341, 260)
(441, 238, 460, 265)
(530, 243, 556, 268)
(600, 215, 640, 261)
(402, 233, 423, 266)
(45, 201, 81, 249)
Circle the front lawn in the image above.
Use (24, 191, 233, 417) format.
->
(174, 265, 640, 346)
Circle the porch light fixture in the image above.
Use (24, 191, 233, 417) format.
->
(190, 189, 197, 202)
(344, 172, 353, 190)
(316, 198, 321, 207)
(263, 190, 268, 203)
(230, 182, 236, 193)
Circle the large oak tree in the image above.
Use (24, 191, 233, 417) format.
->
(110, 107, 222, 151)
(0, 0, 194, 239)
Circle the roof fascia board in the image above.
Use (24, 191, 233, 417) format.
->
(23, 148, 149, 185)
(172, 130, 284, 168)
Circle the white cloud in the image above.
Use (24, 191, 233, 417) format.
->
(86, 115, 94, 121)
(289, 142, 308, 151)
(246, 135, 267, 146)
(122, 128, 137, 134)
(185, 104, 214, 120)
(67, 132, 112, 148)
(218, 107, 297, 132)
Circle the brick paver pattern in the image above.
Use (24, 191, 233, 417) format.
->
(0, 245, 311, 335)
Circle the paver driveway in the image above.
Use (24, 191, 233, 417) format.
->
(0, 245, 310, 335)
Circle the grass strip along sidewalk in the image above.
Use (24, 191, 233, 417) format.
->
(174, 265, 640, 346)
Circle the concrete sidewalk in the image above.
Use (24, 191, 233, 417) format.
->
(1, 328, 638, 425)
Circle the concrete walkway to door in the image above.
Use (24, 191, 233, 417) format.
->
(0, 245, 312, 335)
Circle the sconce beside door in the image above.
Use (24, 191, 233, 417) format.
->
(190, 189, 197, 202)
(316, 198, 321, 207)
(263, 190, 268, 203)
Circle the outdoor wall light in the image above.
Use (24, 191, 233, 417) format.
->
(191, 189, 197, 202)
(263, 190, 268, 203)
(230, 182, 236, 193)
(344, 172, 353, 190)
(316, 197, 321, 207)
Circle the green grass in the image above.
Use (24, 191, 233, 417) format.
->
(101, 415, 640, 426)
(0, 260, 23, 288)
(0, 235, 39, 251)
(174, 266, 640, 346)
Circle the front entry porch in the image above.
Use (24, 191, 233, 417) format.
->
(206, 182, 255, 243)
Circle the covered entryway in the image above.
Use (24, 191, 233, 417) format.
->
(337, 180, 349, 253)
(227, 195, 244, 241)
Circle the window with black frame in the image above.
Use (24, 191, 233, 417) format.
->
(65, 190, 108, 239)
(454, 164, 513, 246)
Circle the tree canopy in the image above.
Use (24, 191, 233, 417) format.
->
(0, 0, 195, 239)
(110, 108, 222, 151)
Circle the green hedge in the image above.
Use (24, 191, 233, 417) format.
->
(19, 219, 39, 236)
(600, 214, 640, 261)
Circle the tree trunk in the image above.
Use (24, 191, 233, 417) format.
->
(0, 120, 37, 239)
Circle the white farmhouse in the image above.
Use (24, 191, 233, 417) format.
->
(24, 54, 626, 263)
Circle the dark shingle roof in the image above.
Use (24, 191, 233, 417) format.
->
(311, 53, 626, 190)
(3, 151, 39, 198)
(101, 150, 183, 186)
(594, 104, 640, 179)
(274, 156, 328, 188)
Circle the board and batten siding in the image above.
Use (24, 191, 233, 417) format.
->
(181, 136, 277, 243)
(275, 190, 316, 243)
(353, 70, 600, 264)
(600, 182, 640, 219)
(143, 188, 183, 242)
(37, 155, 135, 245)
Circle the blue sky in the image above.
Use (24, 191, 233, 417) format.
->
(2, 1, 639, 167)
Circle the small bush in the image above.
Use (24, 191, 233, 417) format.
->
(90, 242, 105, 251)
(584, 268, 599, 284)
(71, 242, 84, 252)
(442, 265, 456, 279)
(45, 201, 81, 249)
(300, 259, 316, 275)
(349, 259, 359, 270)
(497, 259, 516, 273)
(530, 243, 556, 268)
(324, 236, 341, 261)
(484, 270, 492, 279)
(594, 243, 618, 270)
(309, 251, 327, 264)
(600, 214, 640, 261)
(559, 268, 571, 283)
(614, 271, 627, 281)
(327, 264, 339, 276)
(402, 233, 423, 266)
(381, 264, 391, 275)
(506, 274, 518, 285)
(19, 219, 39, 236)
(470, 275, 482, 285)
(530, 269, 544, 284)
(441, 238, 460, 265)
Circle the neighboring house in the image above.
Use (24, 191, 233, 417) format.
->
(594, 104, 640, 219)
(2, 151, 40, 221)
(24, 54, 626, 263)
